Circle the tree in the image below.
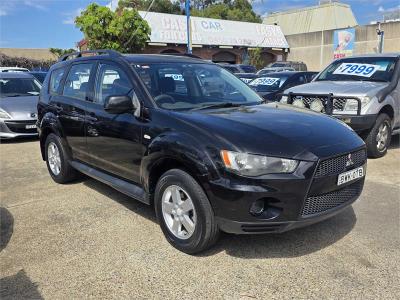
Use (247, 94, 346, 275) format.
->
(49, 48, 76, 59)
(117, 0, 182, 15)
(75, 3, 151, 53)
(192, 0, 261, 23)
(248, 48, 263, 70)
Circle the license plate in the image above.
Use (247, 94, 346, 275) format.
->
(337, 167, 364, 186)
(25, 124, 37, 129)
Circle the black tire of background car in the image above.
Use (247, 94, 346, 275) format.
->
(365, 113, 392, 158)
(45, 133, 79, 183)
(154, 169, 220, 254)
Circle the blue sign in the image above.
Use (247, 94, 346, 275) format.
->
(333, 28, 355, 59)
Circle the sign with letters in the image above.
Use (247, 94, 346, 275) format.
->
(333, 28, 355, 59)
(333, 63, 379, 78)
(139, 11, 289, 48)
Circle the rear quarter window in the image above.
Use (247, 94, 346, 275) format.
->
(49, 67, 65, 94)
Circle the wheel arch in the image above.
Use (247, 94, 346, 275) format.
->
(379, 104, 394, 122)
(39, 113, 66, 160)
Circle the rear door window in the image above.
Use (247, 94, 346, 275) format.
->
(62, 63, 94, 100)
(49, 68, 65, 94)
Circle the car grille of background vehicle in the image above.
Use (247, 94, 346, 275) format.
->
(4, 120, 37, 134)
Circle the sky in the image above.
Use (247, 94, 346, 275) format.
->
(0, 0, 399, 49)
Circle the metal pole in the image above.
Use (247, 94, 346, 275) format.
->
(379, 31, 384, 53)
(186, 0, 192, 54)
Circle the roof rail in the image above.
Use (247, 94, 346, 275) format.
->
(162, 53, 202, 59)
(58, 49, 122, 62)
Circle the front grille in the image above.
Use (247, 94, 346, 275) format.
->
(4, 120, 37, 134)
(315, 149, 367, 177)
(291, 95, 355, 112)
(301, 180, 363, 217)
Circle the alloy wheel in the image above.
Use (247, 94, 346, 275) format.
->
(47, 142, 61, 175)
(161, 185, 197, 240)
(376, 122, 389, 151)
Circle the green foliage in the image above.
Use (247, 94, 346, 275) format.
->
(248, 48, 263, 70)
(75, 3, 151, 53)
(117, 0, 182, 14)
(192, 0, 261, 23)
(49, 48, 76, 58)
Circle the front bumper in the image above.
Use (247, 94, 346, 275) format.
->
(205, 148, 366, 234)
(0, 119, 38, 139)
(334, 114, 377, 132)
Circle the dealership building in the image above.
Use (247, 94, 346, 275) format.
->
(78, 11, 289, 66)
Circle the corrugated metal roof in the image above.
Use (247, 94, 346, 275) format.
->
(263, 2, 358, 35)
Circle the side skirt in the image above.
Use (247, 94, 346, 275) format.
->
(70, 160, 150, 205)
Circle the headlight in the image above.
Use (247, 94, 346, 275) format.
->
(360, 96, 372, 108)
(280, 95, 288, 103)
(343, 99, 359, 112)
(220, 150, 299, 176)
(0, 108, 11, 119)
(343, 96, 372, 112)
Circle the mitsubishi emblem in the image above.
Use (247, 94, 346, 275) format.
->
(345, 154, 354, 167)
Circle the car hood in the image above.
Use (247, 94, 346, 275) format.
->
(285, 80, 389, 97)
(177, 103, 364, 160)
(0, 96, 38, 120)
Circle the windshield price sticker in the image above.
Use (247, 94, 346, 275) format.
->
(250, 77, 279, 86)
(333, 63, 380, 78)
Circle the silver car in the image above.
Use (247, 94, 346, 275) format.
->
(0, 72, 41, 139)
(281, 53, 400, 158)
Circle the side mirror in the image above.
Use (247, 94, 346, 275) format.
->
(104, 95, 134, 114)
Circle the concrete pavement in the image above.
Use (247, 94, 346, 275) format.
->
(0, 136, 399, 299)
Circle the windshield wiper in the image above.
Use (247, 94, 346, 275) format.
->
(191, 102, 243, 111)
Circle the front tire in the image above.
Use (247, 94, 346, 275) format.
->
(155, 169, 219, 254)
(45, 133, 78, 183)
(365, 113, 392, 158)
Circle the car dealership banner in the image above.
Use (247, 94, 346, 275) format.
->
(139, 11, 289, 49)
(333, 28, 355, 59)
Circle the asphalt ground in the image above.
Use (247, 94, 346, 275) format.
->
(0, 136, 399, 299)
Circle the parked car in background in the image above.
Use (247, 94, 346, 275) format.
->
(38, 50, 366, 254)
(249, 71, 318, 101)
(29, 71, 47, 83)
(218, 63, 256, 74)
(281, 53, 400, 158)
(257, 67, 295, 75)
(236, 64, 257, 73)
(0, 67, 30, 73)
(268, 61, 308, 71)
(0, 72, 41, 139)
(235, 73, 258, 83)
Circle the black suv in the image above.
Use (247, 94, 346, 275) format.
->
(38, 50, 366, 254)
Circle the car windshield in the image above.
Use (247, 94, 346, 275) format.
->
(0, 78, 41, 97)
(30, 73, 46, 83)
(249, 76, 288, 92)
(133, 63, 262, 111)
(316, 57, 397, 82)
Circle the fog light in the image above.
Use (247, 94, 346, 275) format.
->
(310, 99, 324, 112)
(250, 200, 265, 216)
(292, 99, 305, 108)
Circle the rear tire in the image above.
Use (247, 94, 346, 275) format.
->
(45, 133, 78, 183)
(155, 169, 219, 254)
(365, 113, 392, 158)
